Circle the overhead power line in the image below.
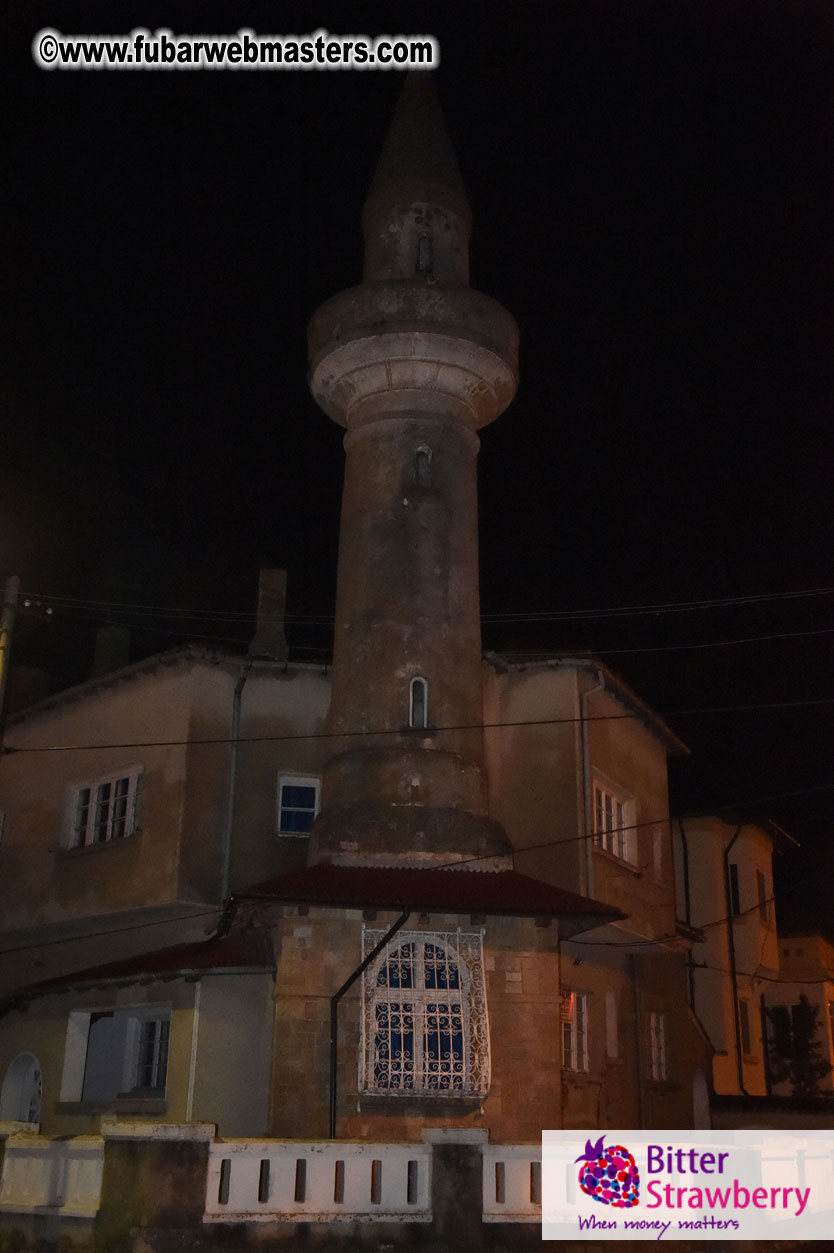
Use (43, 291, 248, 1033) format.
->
(5, 698, 834, 757)
(18, 582, 834, 626)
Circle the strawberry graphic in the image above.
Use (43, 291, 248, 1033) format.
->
(575, 1135, 640, 1208)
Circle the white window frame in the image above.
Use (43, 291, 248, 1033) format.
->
(61, 1004, 170, 1102)
(562, 990, 589, 1072)
(649, 1011, 667, 1081)
(592, 781, 634, 863)
(361, 930, 490, 1098)
(739, 998, 752, 1055)
(605, 989, 619, 1059)
(276, 774, 320, 837)
(0, 1052, 42, 1123)
(68, 767, 142, 848)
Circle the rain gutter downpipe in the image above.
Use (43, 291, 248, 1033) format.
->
(329, 908, 411, 1139)
(220, 665, 249, 906)
(722, 823, 749, 1095)
(677, 818, 696, 1009)
(580, 668, 606, 896)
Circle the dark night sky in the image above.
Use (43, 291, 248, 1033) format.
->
(3, 2, 834, 927)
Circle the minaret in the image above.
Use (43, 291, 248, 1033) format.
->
(308, 74, 518, 866)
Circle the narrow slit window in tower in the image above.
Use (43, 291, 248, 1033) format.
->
(415, 446, 432, 487)
(416, 234, 433, 274)
(409, 677, 428, 729)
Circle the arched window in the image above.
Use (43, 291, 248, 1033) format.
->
(409, 676, 428, 729)
(1, 1052, 42, 1123)
(362, 931, 489, 1096)
(416, 233, 433, 274)
(415, 446, 432, 487)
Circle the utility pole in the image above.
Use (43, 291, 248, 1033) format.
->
(0, 575, 20, 748)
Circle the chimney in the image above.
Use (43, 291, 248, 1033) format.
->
(90, 625, 131, 678)
(249, 569, 289, 662)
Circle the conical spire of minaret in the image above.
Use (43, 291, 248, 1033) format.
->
(362, 73, 471, 284)
(364, 72, 471, 225)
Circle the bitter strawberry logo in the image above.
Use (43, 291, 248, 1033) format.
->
(576, 1135, 640, 1208)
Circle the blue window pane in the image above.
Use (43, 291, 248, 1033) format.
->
(281, 807, 315, 833)
(375, 1002, 415, 1089)
(282, 785, 316, 809)
(423, 942, 460, 989)
(378, 943, 414, 989)
(425, 1000, 464, 1089)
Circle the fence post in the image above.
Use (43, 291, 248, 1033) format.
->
(94, 1120, 214, 1251)
(424, 1128, 488, 1247)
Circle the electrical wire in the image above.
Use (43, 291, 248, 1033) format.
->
(6, 696, 834, 757)
(0, 908, 221, 958)
(16, 581, 834, 626)
(19, 595, 834, 665)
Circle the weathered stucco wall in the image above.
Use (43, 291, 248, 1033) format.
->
(191, 973, 274, 1136)
(0, 664, 195, 934)
(228, 667, 331, 888)
(483, 664, 583, 888)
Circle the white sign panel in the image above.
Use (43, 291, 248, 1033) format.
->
(543, 1130, 834, 1241)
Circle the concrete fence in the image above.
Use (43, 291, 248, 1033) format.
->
(482, 1143, 542, 1222)
(0, 1127, 103, 1219)
(0, 1122, 542, 1249)
(205, 1138, 433, 1222)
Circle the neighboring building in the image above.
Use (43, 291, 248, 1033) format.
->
(673, 815, 834, 1131)
(0, 75, 712, 1248)
(0, 623, 329, 995)
(673, 814, 788, 1098)
(0, 599, 331, 1139)
(484, 654, 711, 1129)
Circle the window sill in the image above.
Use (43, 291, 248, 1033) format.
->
(55, 1097, 167, 1116)
(56, 833, 141, 858)
(592, 846, 640, 875)
(361, 1092, 483, 1109)
(275, 831, 311, 840)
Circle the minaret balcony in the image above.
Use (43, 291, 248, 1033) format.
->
(309, 283, 518, 431)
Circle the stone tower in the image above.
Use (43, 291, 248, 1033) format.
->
(308, 73, 518, 866)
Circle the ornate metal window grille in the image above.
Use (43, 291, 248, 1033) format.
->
(361, 930, 490, 1097)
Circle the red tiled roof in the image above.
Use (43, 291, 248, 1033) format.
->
(240, 863, 622, 935)
(10, 932, 274, 1002)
